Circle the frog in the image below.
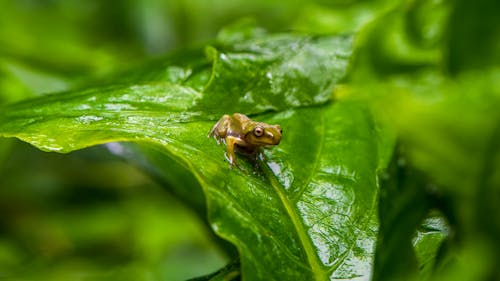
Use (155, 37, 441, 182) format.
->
(208, 113, 282, 167)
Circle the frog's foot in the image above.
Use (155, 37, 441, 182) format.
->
(224, 152, 243, 170)
(251, 153, 268, 173)
(252, 158, 260, 172)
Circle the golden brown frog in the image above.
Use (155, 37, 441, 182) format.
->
(208, 113, 282, 167)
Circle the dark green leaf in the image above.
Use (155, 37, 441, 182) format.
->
(188, 259, 241, 281)
(373, 148, 448, 281)
(0, 30, 398, 280)
(0, 96, 392, 280)
(350, 68, 500, 280)
(413, 213, 449, 281)
(200, 28, 353, 115)
(447, 0, 500, 74)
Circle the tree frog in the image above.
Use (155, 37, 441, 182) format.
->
(208, 113, 282, 167)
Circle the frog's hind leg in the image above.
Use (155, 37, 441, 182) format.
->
(208, 114, 230, 143)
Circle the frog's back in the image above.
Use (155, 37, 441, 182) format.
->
(232, 113, 250, 122)
(233, 113, 258, 135)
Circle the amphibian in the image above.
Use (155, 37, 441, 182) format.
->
(208, 113, 282, 167)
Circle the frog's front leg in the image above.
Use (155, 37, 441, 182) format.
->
(225, 136, 246, 167)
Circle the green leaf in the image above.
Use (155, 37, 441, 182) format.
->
(447, 0, 500, 73)
(413, 213, 449, 281)
(201, 29, 353, 115)
(344, 0, 500, 277)
(106, 142, 239, 258)
(292, 0, 401, 35)
(385, 71, 500, 280)
(373, 148, 449, 281)
(106, 142, 208, 218)
(350, 67, 500, 280)
(0, 29, 395, 280)
(188, 259, 240, 281)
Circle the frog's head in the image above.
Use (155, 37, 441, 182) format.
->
(245, 123, 282, 146)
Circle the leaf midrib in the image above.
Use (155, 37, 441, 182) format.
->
(265, 171, 327, 280)
(263, 153, 328, 281)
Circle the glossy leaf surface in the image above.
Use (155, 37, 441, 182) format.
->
(0, 29, 394, 280)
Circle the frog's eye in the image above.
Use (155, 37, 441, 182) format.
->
(253, 126, 264, 137)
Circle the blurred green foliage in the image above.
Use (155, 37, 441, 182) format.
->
(0, 0, 499, 280)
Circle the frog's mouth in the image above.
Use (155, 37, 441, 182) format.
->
(259, 138, 280, 146)
(265, 132, 281, 145)
(259, 135, 280, 145)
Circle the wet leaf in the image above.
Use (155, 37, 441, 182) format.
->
(0, 28, 395, 280)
